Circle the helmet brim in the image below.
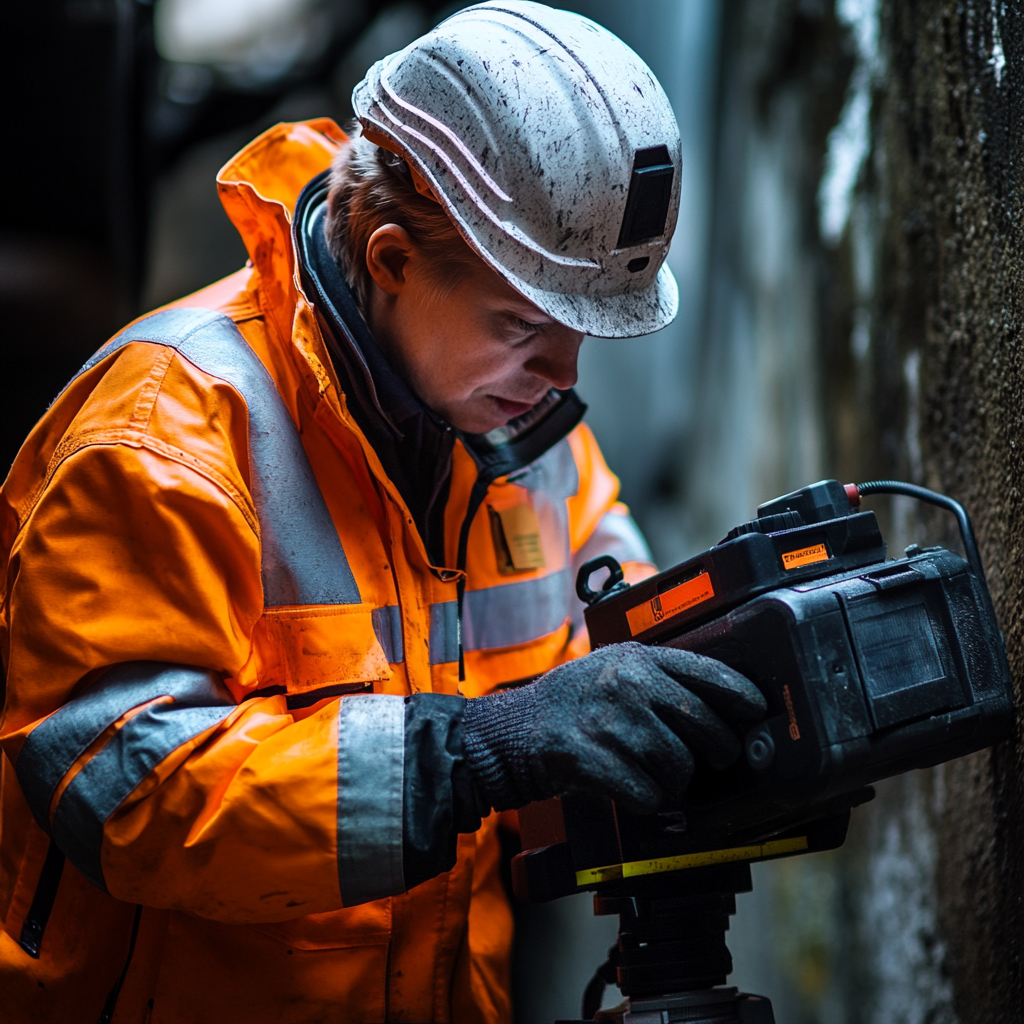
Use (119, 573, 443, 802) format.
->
(500, 261, 679, 339)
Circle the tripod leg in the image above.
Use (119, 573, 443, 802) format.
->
(581, 943, 619, 1020)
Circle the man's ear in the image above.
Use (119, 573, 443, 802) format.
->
(366, 224, 414, 296)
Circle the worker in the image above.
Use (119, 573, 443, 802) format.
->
(0, 3, 765, 1022)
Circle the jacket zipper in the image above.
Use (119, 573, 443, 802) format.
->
(454, 471, 500, 681)
(96, 904, 143, 1024)
(384, 936, 393, 1022)
(17, 839, 65, 958)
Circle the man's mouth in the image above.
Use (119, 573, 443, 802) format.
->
(491, 396, 539, 419)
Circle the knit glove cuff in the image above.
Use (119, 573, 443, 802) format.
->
(462, 685, 541, 811)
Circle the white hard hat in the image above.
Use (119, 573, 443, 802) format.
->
(352, 0, 680, 339)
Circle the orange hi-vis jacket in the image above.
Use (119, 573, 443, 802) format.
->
(0, 120, 655, 1023)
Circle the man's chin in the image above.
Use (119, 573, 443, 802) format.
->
(448, 398, 538, 434)
(491, 395, 540, 421)
(456, 411, 517, 434)
(461, 413, 509, 434)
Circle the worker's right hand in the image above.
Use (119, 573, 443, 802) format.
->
(461, 642, 766, 814)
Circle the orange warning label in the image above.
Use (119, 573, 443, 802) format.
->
(626, 572, 715, 636)
(781, 543, 830, 570)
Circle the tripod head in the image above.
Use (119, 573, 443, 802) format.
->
(520, 801, 854, 1023)
(580, 867, 772, 1024)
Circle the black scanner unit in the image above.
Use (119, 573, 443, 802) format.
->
(514, 479, 1014, 904)
(579, 479, 887, 648)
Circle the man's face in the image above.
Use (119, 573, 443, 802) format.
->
(365, 227, 585, 434)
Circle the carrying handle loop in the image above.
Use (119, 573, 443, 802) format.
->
(576, 555, 627, 606)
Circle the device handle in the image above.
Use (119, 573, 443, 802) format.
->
(576, 555, 626, 606)
(850, 480, 985, 581)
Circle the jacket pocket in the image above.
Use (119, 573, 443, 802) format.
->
(251, 603, 391, 698)
(251, 899, 392, 950)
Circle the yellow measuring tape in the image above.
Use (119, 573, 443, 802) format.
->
(574, 835, 810, 887)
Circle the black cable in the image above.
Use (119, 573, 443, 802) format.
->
(855, 480, 985, 581)
(581, 943, 620, 1020)
(96, 904, 143, 1024)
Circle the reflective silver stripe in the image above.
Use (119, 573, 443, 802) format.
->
(429, 602, 460, 664)
(574, 510, 653, 572)
(510, 437, 580, 500)
(336, 695, 405, 905)
(16, 662, 232, 838)
(454, 513, 645, 653)
(71, 308, 360, 607)
(462, 569, 573, 651)
(570, 510, 654, 631)
(54, 700, 232, 890)
(372, 605, 404, 663)
(447, 437, 579, 655)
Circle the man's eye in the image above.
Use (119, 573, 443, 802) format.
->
(497, 315, 542, 341)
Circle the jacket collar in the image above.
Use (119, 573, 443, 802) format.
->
(216, 119, 345, 350)
(217, 119, 585, 565)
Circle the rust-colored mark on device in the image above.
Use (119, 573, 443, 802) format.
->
(626, 572, 714, 636)
(781, 542, 829, 570)
(782, 684, 801, 740)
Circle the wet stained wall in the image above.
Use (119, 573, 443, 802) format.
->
(699, 1, 1023, 1021)
(835, 2, 1023, 1018)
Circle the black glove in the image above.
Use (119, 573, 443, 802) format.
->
(462, 642, 766, 814)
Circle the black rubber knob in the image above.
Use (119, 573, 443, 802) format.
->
(745, 727, 775, 772)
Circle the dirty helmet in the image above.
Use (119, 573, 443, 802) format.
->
(352, 0, 681, 339)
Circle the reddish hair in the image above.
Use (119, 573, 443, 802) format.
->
(325, 128, 482, 313)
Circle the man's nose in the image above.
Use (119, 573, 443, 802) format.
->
(526, 331, 583, 390)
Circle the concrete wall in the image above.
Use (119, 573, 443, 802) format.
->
(692, 1, 1022, 1020)
(830, 2, 1024, 1017)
